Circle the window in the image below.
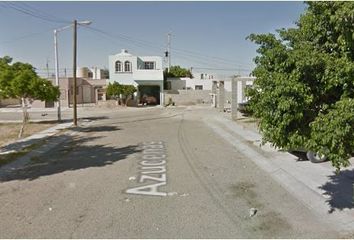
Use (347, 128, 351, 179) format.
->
(115, 61, 122, 72)
(195, 85, 203, 90)
(144, 61, 155, 70)
(124, 61, 131, 72)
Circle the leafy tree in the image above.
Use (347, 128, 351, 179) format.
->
(106, 82, 136, 106)
(106, 82, 122, 100)
(0, 56, 60, 138)
(246, 2, 354, 170)
(164, 65, 193, 78)
(121, 84, 137, 103)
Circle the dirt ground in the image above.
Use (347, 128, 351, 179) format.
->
(0, 123, 55, 147)
(236, 116, 260, 131)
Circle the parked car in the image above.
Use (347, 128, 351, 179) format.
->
(238, 102, 248, 113)
(306, 151, 327, 163)
(238, 102, 253, 116)
(141, 96, 157, 105)
(288, 146, 328, 163)
(238, 101, 327, 163)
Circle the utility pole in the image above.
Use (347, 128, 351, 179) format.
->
(167, 32, 171, 72)
(54, 20, 91, 126)
(46, 58, 50, 78)
(73, 19, 78, 126)
(54, 29, 61, 121)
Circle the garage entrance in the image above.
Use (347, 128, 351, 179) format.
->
(138, 85, 160, 105)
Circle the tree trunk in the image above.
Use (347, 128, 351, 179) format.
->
(18, 97, 29, 138)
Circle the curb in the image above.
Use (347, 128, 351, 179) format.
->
(0, 122, 73, 155)
(204, 114, 354, 233)
(0, 120, 94, 180)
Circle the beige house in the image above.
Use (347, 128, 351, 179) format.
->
(31, 77, 107, 108)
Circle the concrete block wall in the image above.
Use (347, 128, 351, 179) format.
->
(164, 89, 231, 106)
(217, 81, 225, 111)
(231, 78, 238, 120)
(231, 77, 256, 119)
(0, 98, 20, 107)
(164, 90, 212, 105)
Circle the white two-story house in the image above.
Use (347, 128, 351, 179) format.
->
(108, 49, 164, 105)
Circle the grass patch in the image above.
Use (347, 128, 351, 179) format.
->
(0, 141, 45, 167)
(0, 151, 28, 167)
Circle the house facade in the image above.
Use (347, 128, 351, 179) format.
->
(108, 49, 164, 105)
(166, 72, 234, 91)
(31, 77, 107, 108)
(164, 73, 255, 106)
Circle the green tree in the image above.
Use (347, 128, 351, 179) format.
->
(106, 82, 136, 106)
(122, 85, 137, 100)
(0, 56, 60, 138)
(164, 65, 193, 78)
(246, 2, 354, 170)
(106, 82, 123, 100)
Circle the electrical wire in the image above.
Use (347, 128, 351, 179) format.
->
(0, 2, 70, 24)
(16, 1, 70, 24)
(0, 2, 253, 74)
(0, 28, 53, 45)
(82, 25, 253, 72)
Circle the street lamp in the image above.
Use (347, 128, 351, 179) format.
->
(53, 20, 91, 124)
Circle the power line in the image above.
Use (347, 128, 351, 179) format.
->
(82, 25, 253, 71)
(0, 2, 70, 24)
(0, 28, 52, 45)
(171, 47, 251, 68)
(81, 26, 163, 56)
(84, 25, 251, 68)
(16, 1, 69, 24)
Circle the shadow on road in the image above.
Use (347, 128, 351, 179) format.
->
(319, 169, 354, 213)
(80, 116, 109, 121)
(1, 133, 141, 182)
(72, 125, 122, 133)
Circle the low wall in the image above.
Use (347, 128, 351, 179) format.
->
(0, 98, 20, 107)
(164, 90, 231, 106)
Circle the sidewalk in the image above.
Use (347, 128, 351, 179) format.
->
(205, 111, 354, 234)
(0, 107, 70, 113)
(0, 119, 95, 180)
(0, 122, 73, 155)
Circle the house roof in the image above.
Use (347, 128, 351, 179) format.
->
(116, 49, 133, 57)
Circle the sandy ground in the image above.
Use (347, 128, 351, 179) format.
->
(0, 123, 55, 147)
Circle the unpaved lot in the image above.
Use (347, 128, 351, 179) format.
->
(0, 123, 55, 147)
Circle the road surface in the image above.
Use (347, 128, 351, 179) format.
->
(0, 106, 340, 238)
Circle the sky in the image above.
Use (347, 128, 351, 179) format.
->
(0, 1, 306, 77)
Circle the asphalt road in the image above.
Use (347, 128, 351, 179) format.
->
(0, 106, 340, 238)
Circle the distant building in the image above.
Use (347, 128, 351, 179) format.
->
(108, 49, 164, 105)
(164, 73, 255, 106)
(77, 67, 109, 80)
(166, 72, 235, 91)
